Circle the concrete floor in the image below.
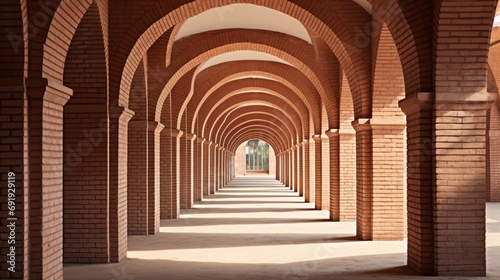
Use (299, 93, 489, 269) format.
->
(65, 176, 500, 280)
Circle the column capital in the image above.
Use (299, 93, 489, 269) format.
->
(151, 121, 165, 133)
(399, 92, 433, 115)
(399, 92, 497, 115)
(311, 134, 322, 141)
(25, 77, 73, 105)
(197, 137, 206, 144)
(166, 128, 183, 138)
(352, 118, 406, 132)
(325, 129, 339, 138)
(204, 141, 213, 146)
(183, 133, 197, 141)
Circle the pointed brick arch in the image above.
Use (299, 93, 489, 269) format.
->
(231, 134, 283, 155)
(212, 109, 298, 146)
(228, 127, 289, 154)
(113, 0, 371, 118)
(199, 96, 301, 144)
(215, 112, 295, 148)
(153, 30, 335, 125)
(186, 61, 321, 133)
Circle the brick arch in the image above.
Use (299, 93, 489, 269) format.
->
(228, 126, 289, 154)
(193, 79, 308, 137)
(1, 0, 26, 78)
(115, 0, 371, 119)
(62, 1, 111, 264)
(230, 133, 284, 155)
(488, 64, 499, 94)
(221, 119, 293, 151)
(213, 108, 298, 146)
(433, 0, 497, 93)
(184, 61, 321, 134)
(43, 0, 93, 82)
(371, 23, 405, 118)
(198, 95, 302, 143)
(153, 30, 335, 125)
(370, 0, 431, 95)
(213, 110, 295, 148)
(202, 101, 299, 147)
(489, 27, 500, 99)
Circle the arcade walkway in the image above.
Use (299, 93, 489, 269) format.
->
(64, 177, 500, 280)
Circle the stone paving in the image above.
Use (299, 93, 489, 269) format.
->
(65, 176, 500, 280)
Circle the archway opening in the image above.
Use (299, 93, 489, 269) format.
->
(235, 140, 276, 177)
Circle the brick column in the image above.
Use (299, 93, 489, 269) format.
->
(160, 129, 183, 219)
(352, 118, 406, 240)
(287, 149, 292, 189)
(276, 154, 281, 181)
(209, 143, 216, 194)
(284, 153, 288, 185)
(109, 106, 134, 263)
(127, 120, 149, 235)
(292, 146, 299, 192)
(25, 78, 73, 279)
(297, 143, 304, 196)
(148, 122, 164, 234)
(193, 136, 203, 202)
(331, 129, 357, 221)
(400, 92, 496, 276)
(313, 135, 330, 210)
(0, 82, 28, 279)
(202, 140, 211, 196)
(487, 117, 500, 202)
(308, 139, 316, 203)
(287, 147, 295, 191)
(302, 141, 310, 200)
(217, 146, 224, 190)
(180, 133, 196, 209)
(326, 129, 341, 221)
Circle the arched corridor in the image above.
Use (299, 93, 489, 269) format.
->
(2, 0, 500, 279)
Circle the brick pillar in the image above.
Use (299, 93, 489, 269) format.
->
(487, 107, 500, 202)
(109, 106, 133, 263)
(400, 92, 496, 276)
(353, 119, 405, 240)
(287, 150, 292, 189)
(284, 153, 288, 185)
(292, 146, 299, 192)
(308, 139, 316, 203)
(303, 141, 310, 200)
(297, 143, 304, 196)
(193, 136, 202, 202)
(336, 130, 357, 221)
(148, 122, 164, 234)
(326, 130, 341, 221)
(0, 83, 28, 279)
(160, 129, 182, 219)
(180, 133, 195, 209)
(64, 85, 111, 262)
(127, 120, 149, 235)
(217, 147, 223, 190)
(209, 143, 216, 194)
(290, 149, 295, 190)
(313, 135, 330, 210)
(213, 146, 218, 191)
(25, 78, 72, 279)
(276, 154, 281, 181)
(202, 140, 210, 196)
